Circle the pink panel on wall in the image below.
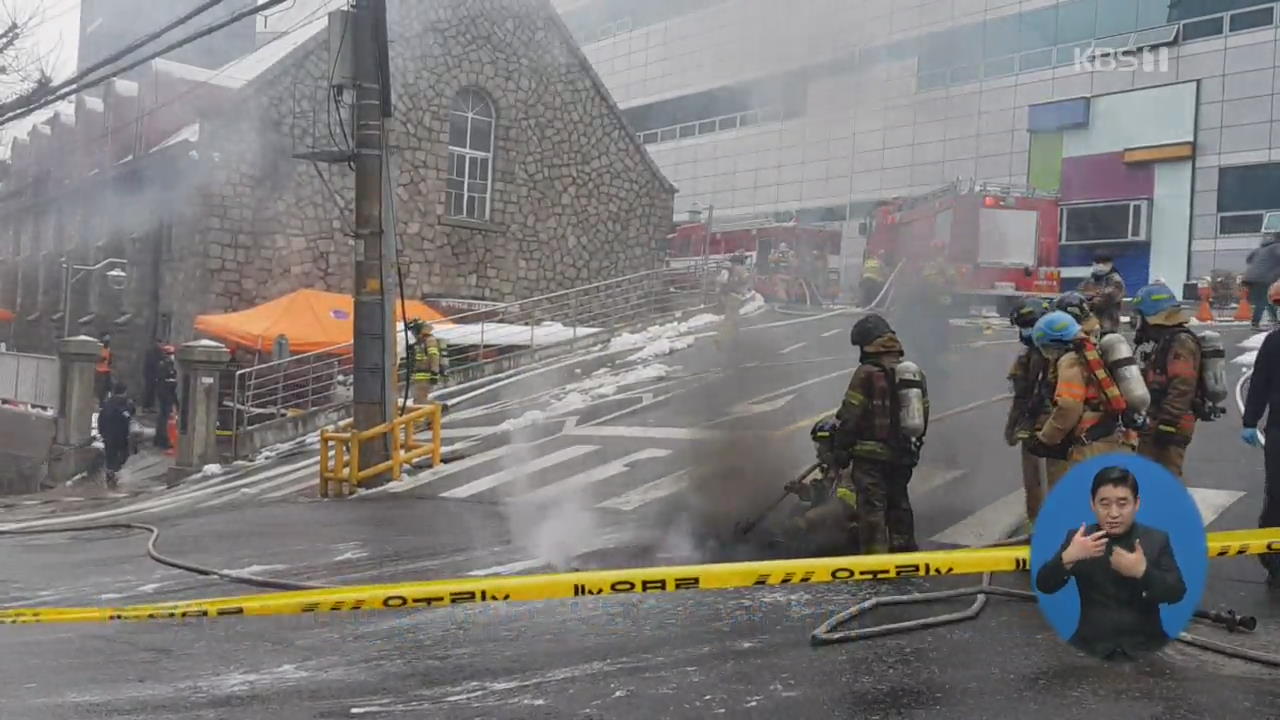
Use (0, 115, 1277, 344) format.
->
(1059, 152, 1155, 203)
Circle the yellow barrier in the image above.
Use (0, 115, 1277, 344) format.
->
(2, 529, 1277, 625)
(318, 404, 443, 497)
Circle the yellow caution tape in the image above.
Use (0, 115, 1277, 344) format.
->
(2, 529, 1277, 625)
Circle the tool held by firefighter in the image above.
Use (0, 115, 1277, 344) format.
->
(735, 461, 822, 538)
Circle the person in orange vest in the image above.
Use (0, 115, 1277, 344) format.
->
(153, 345, 179, 450)
(95, 333, 114, 406)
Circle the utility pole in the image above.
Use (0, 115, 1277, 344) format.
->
(350, 0, 392, 479)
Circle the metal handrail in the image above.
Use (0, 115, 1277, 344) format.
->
(227, 264, 723, 454)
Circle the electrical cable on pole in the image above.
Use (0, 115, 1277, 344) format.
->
(0, 0, 293, 128)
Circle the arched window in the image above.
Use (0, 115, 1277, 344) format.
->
(447, 88, 495, 221)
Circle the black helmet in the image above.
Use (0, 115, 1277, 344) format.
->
(810, 416, 839, 444)
(1009, 297, 1050, 329)
(1054, 291, 1092, 323)
(850, 313, 894, 348)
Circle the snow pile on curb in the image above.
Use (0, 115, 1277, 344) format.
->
(1240, 331, 1271, 350)
(195, 463, 224, 479)
(496, 363, 676, 431)
(739, 292, 766, 317)
(1233, 331, 1271, 368)
(497, 409, 549, 432)
(607, 313, 721, 362)
(1234, 350, 1257, 368)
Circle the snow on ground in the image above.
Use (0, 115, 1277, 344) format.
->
(607, 312, 720, 359)
(219, 564, 289, 575)
(1240, 331, 1271, 350)
(194, 464, 224, 479)
(1234, 350, 1257, 369)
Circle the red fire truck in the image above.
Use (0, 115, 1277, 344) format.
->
(864, 180, 1062, 312)
(668, 219, 842, 303)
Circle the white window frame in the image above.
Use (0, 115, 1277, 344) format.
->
(446, 89, 495, 223)
(1059, 199, 1150, 245)
(1218, 210, 1278, 236)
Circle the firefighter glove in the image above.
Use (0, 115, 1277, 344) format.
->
(1242, 428, 1264, 448)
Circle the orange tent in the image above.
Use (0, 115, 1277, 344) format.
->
(193, 288, 446, 355)
(0, 308, 14, 323)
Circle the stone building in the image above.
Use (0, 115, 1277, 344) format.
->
(0, 0, 675, 392)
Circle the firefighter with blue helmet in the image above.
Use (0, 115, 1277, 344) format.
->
(1131, 283, 1203, 478)
(1005, 297, 1059, 521)
(1027, 310, 1135, 468)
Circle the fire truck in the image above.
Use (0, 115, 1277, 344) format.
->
(667, 219, 842, 303)
(864, 179, 1062, 313)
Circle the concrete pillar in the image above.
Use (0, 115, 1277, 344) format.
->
(55, 335, 102, 446)
(171, 339, 231, 484)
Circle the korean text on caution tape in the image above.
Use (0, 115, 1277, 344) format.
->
(2, 529, 1277, 625)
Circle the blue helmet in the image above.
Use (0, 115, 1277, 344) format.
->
(1132, 283, 1180, 318)
(1031, 310, 1081, 350)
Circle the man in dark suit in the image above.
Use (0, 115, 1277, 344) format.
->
(1035, 466, 1187, 659)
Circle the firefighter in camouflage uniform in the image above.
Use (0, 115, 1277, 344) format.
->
(1077, 253, 1126, 335)
(1004, 297, 1060, 523)
(829, 313, 926, 554)
(784, 417, 860, 554)
(1132, 283, 1201, 478)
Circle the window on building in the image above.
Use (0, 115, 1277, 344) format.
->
(1169, 0, 1273, 23)
(1218, 212, 1269, 235)
(1021, 7, 1058, 52)
(1229, 6, 1274, 32)
(446, 88, 495, 222)
(1057, 0, 1098, 44)
(1136, 0, 1174, 28)
(1097, 0, 1140, 37)
(1182, 15, 1224, 40)
(985, 14, 1021, 59)
(1060, 200, 1150, 243)
(1219, 163, 1280, 214)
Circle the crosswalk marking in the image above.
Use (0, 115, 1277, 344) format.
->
(1187, 488, 1246, 527)
(464, 559, 548, 576)
(198, 466, 318, 508)
(565, 425, 728, 440)
(931, 490, 1026, 547)
(440, 445, 600, 499)
(372, 445, 514, 495)
(518, 448, 671, 503)
(910, 468, 967, 498)
(262, 475, 319, 500)
(596, 469, 690, 511)
(821, 328, 844, 337)
(780, 342, 807, 354)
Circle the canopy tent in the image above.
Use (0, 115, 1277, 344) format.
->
(0, 308, 14, 323)
(194, 288, 446, 355)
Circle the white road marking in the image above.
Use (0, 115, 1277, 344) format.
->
(371, 445, 514, 495)
(518, 449, 671, 503)
(440, 445, 600, 499)
(597, 469, 691, 511)
(261, 475, 320, 500)
(565, 425, 728, 441)
(779, 342, 807, 354)
(705, 393, 797, 426)
(438, 426, 502, 438)
(909, 468, 967, 498)
(197, 466, 320, 508)
(822, 328, 844, 337)
(931, 490, 1026, 547)
(1187, 487, 1246, 527)
(465, 558, 549, 576)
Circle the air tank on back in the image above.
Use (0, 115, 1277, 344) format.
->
(1195, 329, 1228, 406)
(895, 361, 927, 438)
(1098, 333, 1151, 419)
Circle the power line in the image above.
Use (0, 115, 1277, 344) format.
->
(0, 1, 334, 167)
(0, 0, 294, 129)
(1, 0, 231, 122)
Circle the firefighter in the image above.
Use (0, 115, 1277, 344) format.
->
(783, 417, 859, 554)
(1054, 291, 1103, 339)
(1077, 253, 1126, 334)
(829, 314, 928, 554)
(860, 252, 886, 308)
(1131, 284, 1202, 478)
(716, 251, 751, 349)
(407, 320, 442, 405)
(95, 333, 113, 405)
(153, 345, 179, 450)
(1026, 311, 1138, 468)
(1005, 297, 1056, 523)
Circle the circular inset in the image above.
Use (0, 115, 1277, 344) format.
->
(1030, 453, 1207, 660)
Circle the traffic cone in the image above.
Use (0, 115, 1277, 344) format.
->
(1196, 286, 1214, 323)
(1235, 287, 1253, 322)
(165, 416, 178, 457)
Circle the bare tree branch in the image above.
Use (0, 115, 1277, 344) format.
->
(0, 0, 59, 112)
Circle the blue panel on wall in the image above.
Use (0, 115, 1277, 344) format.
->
(1060, 242, 1151, 295)
(1029, 97, 1091, 133)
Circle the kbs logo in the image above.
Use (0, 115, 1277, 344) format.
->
(1074, 46, 1170, 73)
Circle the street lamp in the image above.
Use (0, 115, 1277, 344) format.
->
(61, 257, 129, 337)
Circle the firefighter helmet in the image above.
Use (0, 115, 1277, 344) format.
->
(1031, 310, 1082, 350)
(1132, 283, 1180, 318)
(850, 313, 894, 348)
(810, 416, 839, 444)
(1053, 291, 1093, 323)
(1009, 297, 1050, 329)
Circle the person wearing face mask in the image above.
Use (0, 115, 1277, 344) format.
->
(1005, 297, 1056, 523)
(1025, 311, 1138, 467)
(1078, 254, 1126, 335)
(1035, 466, 1186, 659)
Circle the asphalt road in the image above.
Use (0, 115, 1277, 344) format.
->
(1, 308, 1278, 719)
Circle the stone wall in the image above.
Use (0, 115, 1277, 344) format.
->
(174, 0, 674, 335)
